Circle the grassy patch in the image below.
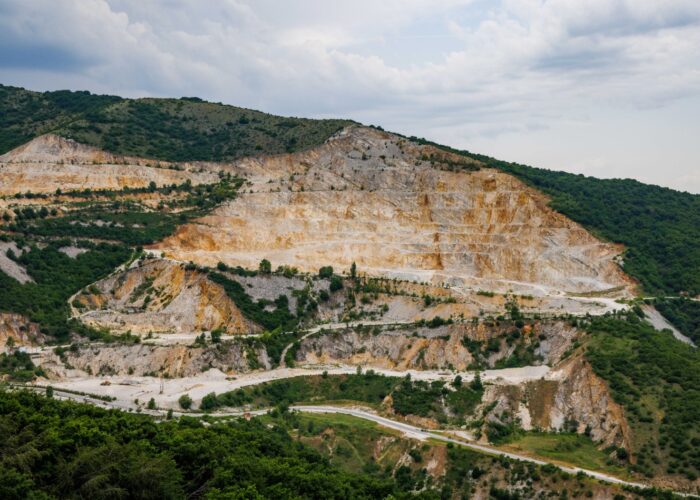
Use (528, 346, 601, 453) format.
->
(499, 432, 626, 476)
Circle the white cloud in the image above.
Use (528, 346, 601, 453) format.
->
(0, 0, 699, 191)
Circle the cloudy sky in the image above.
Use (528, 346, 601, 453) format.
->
(1, 0, 699, 192)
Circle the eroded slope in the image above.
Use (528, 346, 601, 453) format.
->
(154, 127, 631, 295)
(0, 134, 219, 195)
(75, 258, 260, 335)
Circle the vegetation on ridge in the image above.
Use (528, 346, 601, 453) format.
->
(3, 83, 699, 296)
(0, 84, 353, 161)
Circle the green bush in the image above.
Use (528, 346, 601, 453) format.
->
(178, 394, 192, 410)
(318, 266, 334, 279)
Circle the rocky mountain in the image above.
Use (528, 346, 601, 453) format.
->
(155, 126, 632, 297)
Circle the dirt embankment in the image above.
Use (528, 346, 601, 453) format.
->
(0, 313, 44, 353)
(40, 341, 269, 379)
(293, 321, 579, 371)
(479, 354, 631, 451)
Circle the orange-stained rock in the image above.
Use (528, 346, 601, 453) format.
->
(0, 134, 219, 194)
(153, 126, 632, 296)
(78, 258, 259, 335)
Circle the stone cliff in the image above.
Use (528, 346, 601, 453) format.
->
(75, 258, 260, 335)
(0, 134, 219, 195)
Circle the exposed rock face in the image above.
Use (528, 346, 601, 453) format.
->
(480, 354, 631, 450)
(77, 259, 259, 335)
(0, 313, 43, 353)
(154, 126, 631, 295)
(41, 342, 269, 378)
(547, 355, 631, 449)
(0, 241, 32, 283)
(294, 321, 579, 371)
(0, 134, 219, 194)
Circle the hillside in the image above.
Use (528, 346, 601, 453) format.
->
(154, 126, 632, 298)
(1, 84, 699, 497)
(408, 137, 700, 296)
(0, 84, 353, 161)
(3, 84, 698, 296)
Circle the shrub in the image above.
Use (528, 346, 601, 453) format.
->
(259, 259, 271, 274)
(200, 392, 219, 411)
(178, 394, 192, 410)
(330, 276, 343, 292)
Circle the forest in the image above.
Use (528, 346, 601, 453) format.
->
(0, 390, 404, 499)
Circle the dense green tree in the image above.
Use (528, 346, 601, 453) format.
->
(329, 276, 343, 292)
(0, 391, 399, 499)
(178, 394, 192, 410)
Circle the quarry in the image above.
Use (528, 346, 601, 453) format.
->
(1, 124, 696, 494)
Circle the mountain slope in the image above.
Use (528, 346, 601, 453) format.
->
(153, 126, 631, 297)
(3, 84, 698, 295)
(407, 136, 700, 296)
(486, 158, 700, 296)
(2, 84, 700, 494)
